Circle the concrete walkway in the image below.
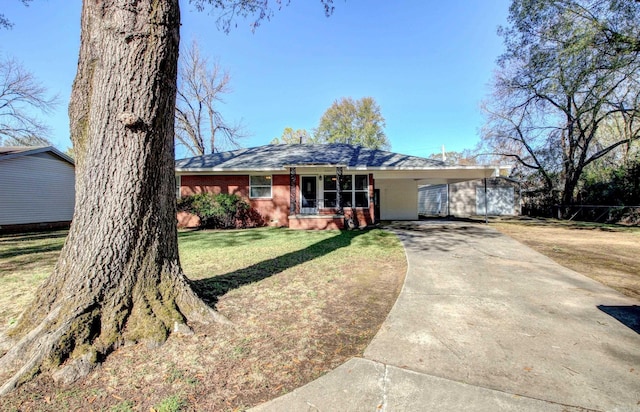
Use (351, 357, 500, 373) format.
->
(250, 221, 640, 411)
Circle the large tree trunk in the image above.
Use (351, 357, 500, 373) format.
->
(0, 0, 222, 395)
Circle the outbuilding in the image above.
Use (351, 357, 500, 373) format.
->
(419, 177, 521, 217)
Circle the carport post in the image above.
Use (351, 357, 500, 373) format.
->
(447, 184, 451, 216)
(289, 167, 296, 215)
(336, 167, 344, 215)
(484, 178, 488, 224)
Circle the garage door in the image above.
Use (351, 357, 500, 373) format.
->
(476, 187, 514, 215)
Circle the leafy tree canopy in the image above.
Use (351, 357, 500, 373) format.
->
(482, 0, 640, 211)
(0, 0, 32, 29)
(314, 97, 390, 150)
(427, 149, 480, 166)
(191, 0, 335, 32)
(270, 127, 313, 144)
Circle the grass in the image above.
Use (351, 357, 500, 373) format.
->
(0, 230, 67, 333)
(0, 227, 406, 411)
(154, 394, 187, 412)
(491, 217, 640, 300)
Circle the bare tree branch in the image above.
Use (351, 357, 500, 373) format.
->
(482, 0, 640, 209)
(0, 56, 57, 146)
(175, 40, 248, 156)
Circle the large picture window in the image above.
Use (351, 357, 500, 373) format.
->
(322, 174, 369, 208)
(250, 175, 272, 198)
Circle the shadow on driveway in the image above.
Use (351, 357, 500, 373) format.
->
(385, 221, 502, 252)
(598, 305, 640, 334)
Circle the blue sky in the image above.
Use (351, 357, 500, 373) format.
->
(1, 0, 510, 159)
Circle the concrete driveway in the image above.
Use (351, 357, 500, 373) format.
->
(251, 221, 640, 411)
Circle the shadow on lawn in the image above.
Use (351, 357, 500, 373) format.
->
(179, 226, 307, 248)
(190, 229, 366, 307)
(0, 231, 68, 260)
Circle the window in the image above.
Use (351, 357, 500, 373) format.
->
(250, 175, 272, 198)
(322, 174, 369, 208)
(354, 175, 369, 207)
(176, 175, 181, 199)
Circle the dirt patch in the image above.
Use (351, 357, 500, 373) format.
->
(492, 219, 640, 300)
(1, 228, 406, 411)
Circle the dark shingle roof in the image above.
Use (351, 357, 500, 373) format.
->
(176, 144, 444, 171)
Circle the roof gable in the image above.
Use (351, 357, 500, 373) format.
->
(176, 144, 445, 171)
(0, 146, 75, 166)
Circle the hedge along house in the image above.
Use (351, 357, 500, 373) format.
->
(0, 146, 75, 233)
(175, 143, 498, 230)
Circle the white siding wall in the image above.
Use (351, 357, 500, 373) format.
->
(418, 184, 448, 216)
(476, 186, 515, 215)
(0, 153, 75, 225)
(376, 179, 418, 220)
(449, 178, 519, 216)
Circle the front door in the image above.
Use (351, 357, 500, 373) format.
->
(301, 176, 318, 214)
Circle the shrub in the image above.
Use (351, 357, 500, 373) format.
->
(177, 193, 260, 229)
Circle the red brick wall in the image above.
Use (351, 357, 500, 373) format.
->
(178, 173, 376, 229)
(180, 175, 248, 198)
(178, 174, 291, 228)
(289, 216, 343, 230)
(250, 174, 291, 227)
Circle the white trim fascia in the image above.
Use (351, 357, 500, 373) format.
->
(175, 164, 502, 177)
(282, 164, 348, 168)
(175, 167, 281, 174)
(0, 146, 75, 166)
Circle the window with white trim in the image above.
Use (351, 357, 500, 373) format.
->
(322, 174, 369, 208)
(176, 175, 181, 199)
(249, 175, 272, 198)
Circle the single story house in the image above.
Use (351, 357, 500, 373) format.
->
(0, 146, 75, 232)
(176, 144, 500, 230)
(419, 177, 522, 217)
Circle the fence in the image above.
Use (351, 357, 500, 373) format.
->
(552, 205, 640, 225)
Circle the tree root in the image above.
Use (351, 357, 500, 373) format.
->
(0, 271, 231, 396)
(0, 306, 67, 396)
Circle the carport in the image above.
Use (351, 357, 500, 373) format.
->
(373, 167, 497, 221)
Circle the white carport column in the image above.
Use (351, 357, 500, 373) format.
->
(484, 178, 488, 223)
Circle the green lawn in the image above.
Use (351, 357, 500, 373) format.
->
(0, 226, 406, 411)
(0, 230, 68, 332)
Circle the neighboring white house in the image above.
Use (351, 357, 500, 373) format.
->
(0, 146, 75, 231)
(419, 177, 521, 217)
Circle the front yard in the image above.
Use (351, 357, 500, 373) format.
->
(491, 218, 640, 300)
(0, 227, 406, 411)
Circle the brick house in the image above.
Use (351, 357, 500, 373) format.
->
(175, 144, 497, 230)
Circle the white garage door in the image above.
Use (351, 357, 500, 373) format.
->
(377, 179, 419, 220)
(476, 187, 514, 215)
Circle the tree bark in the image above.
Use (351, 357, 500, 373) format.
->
(0, 0, 223, 394)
